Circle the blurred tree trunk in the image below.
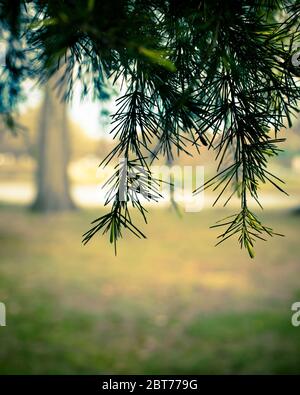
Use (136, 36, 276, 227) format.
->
(32, 81, 75, 212)
(292, 206, 300, 215)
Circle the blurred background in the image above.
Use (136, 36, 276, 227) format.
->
(0, 82, 300, 374)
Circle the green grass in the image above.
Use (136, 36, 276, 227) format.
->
(0, 205, 300, 374)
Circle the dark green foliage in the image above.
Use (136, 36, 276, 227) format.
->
(1, 0, 300, 256)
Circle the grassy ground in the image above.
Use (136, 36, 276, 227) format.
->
(0, 204, 300, 374)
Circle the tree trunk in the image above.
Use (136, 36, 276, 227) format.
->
(292, 206, 300, 215)
(32, 81, 75, 212)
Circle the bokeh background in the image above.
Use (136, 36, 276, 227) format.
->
(0, 83, 300, 374)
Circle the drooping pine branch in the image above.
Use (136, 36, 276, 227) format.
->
(1, 0, 300, 257)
